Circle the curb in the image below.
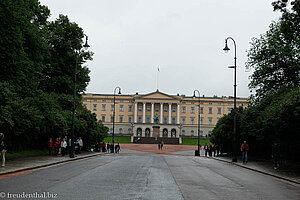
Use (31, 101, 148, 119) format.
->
(210, 157, 300, 185)
(0, 153, 103, 176)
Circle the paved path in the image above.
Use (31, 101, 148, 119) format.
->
(0, 146, 299, 200)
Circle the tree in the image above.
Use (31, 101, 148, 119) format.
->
(246, 0, 300, 102)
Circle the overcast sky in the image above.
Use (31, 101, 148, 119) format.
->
(40, 0, 280, 98)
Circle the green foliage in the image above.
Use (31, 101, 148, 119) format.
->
(246, 0, 300, 102)
(0, 0, 107, 151)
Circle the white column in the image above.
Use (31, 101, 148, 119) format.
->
(177, 104, 180, 124)
(169, 103, 172, 124)
(151, 103, 154, 123)
(134, 102, 137, 123)
(143, 103, 146, 123)
(160, 103, 163, 123)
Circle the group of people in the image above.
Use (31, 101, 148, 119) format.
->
(100, 142, 121, 153)
(203, 144, 221, 157)
(158, 141, 164, 150)
(48, 136, 83, 156)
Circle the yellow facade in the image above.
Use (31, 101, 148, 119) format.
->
(82, 91, 249, 138)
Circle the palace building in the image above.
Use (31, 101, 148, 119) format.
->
(82, 91, 249, 142)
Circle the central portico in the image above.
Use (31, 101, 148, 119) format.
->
(133, 90, 181, 139)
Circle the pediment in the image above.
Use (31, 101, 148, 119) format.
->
(135, 91, 180, 101)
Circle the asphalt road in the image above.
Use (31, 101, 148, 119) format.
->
(0, 150, 299, 200)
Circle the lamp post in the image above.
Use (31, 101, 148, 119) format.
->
(193, 90, 201, 156)
(112, 86, 121, 153)
(223, 37, 237, 162)
(70, 34, 90, 158)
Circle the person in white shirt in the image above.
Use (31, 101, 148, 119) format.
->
(61, 138, 67, 156)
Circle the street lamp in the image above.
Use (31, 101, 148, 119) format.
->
(112, 86, 121, 153)
(70, 34, 90, 158)
(193, 90, 201, 156)
(223, 37, 237, 162)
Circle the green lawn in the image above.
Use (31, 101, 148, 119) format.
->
(182, 138, 212, 146)
(6, 149, 48, 159)
(103, 136, 131, 144)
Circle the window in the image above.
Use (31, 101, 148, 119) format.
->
(218, 107, 221, 114)
(172, 106, 176, 112)
(101, 115, 105, 122)
(182, 117, 186, 124)
(208, 117, 213, 125)
(163, 116, 168, 124)
(200, 107, 203, 114)
(155, 105, 159, 112)
(147, 105, 151, 111)
(191, 130, 194, 136)
(182, 130, 185, 136)
(200, 130, 203, 136)
(128, 128, 132, 134)
(182, 106, 186, 113)
(120, 105, 124, 111)
(119, 128, 123, 134)
(128, 105, 132, 112)
(110, 128, 113, 133)
(83, 104, 87, 108)
(119, 115, 123, 123)
(200, 117, 204, 125)
(93, 104, 97, 111)
(228, 108, 232, 114)
(172, 117, 176, 124)
(128, 116, 132, 123)
(111, 105, 114, 111)
(164, 105, 168, 112)
(138, 116, 142, 123)
(191, 117, 195, 125)
(146, 116, 150, 123)
(208, 107, 213, 114)
(138, 105, 142, 111)
(191, 107, 195, 114)
(110, 115, 113, 122)
(102, 104, 106, 111)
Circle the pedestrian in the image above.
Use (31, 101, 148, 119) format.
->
(102, 142, 106, 152)
(161, 141, 164, 150)
(106, 142, 110, 153)
(61, 138, 67, 156)
(48, 138, 54, 155)
(79, 136, 83, 153)
(64, 135, 69, 155)
(204, 143, 208, 157)
(0, 133, 7, 167)
(241, 140, 249, 163)
(158, 141, 161, 150)
(54, 138, 61, 156)
(208, 144, 213, 157)
(115, 143, 120, 153)
(216, 144, 220, 156)
(75, 139, 80, 155)
(213, 144, 216, 157)
(110, 143, 114, 153)
(58, 137, 62, 155)
(272, 141, 280, 169)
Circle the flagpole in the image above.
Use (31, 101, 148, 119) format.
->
(157, 67, 159, 91)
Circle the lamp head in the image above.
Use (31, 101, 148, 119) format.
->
(193, 91, 196, 98)
(223, 40, 230, 53)
(83, 35, 90, 50)
(118, 88, 121, 95)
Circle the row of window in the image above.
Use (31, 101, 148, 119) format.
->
(100, 115, 219, 125)
(86, 104, 232, 115)
(108, 128, 212, 137)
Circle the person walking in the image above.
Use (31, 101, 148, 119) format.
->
(0, 133, 7, 167)
(208, 144, 213, 157)
(79, 137, 83, 154)
(204, 144, 208, 157)
(161, 141, 164, 150)
(115, 143, 120, 153)
(61, 138, 67, 156)
(158, 141, 161, 150)
(54, 138, 61, 156)
(48, 138, 54, 155)
(102, 142, 106, 152)
(272, 141, 280, 169)
(241, 140, 249, 163)
(106, 142, 110, 153)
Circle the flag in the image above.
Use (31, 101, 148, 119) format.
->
(158, 67, 160, 72)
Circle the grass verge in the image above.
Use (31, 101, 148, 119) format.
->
(182, 138, 212, 146)
(103, 136, 131, 144)
(6, 149, 48, 159)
